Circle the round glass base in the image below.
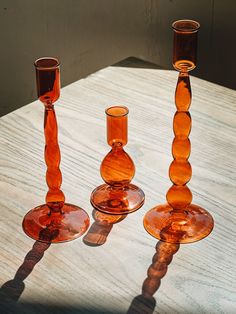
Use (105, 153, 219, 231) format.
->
(23, 203, 90, 243)
(90, 183, 145, 215)
(143, 204, 214, 244)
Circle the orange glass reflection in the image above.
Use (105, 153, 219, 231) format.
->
(127, 241, 179, 313)
(144, 20, 214, 243)
(22, 57, 90, 243)
(83, 210, 127, 246)
(91, 106, 145, 215)
(142, 242, 179, 297)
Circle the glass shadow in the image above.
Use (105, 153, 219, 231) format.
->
(0, 241, 50, 310)
(127, 241, 180, 314)
(83, 209, 127, 246)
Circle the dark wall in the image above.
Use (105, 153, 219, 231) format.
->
(1, 0, 235, 116)
(139, 0, 236, 92)
(0, 0, 148, 116)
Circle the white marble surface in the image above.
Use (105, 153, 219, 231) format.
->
(0, 60, 235, 313)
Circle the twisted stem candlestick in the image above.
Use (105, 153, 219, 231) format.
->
(22, 57, 89, 243)
(143, 20, 214, 243)
(44, 105, 65, 212)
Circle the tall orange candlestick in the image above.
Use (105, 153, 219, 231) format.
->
(144, 20, 214, 243)
(23, 57, 89, 243)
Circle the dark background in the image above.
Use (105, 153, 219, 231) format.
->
(1, 0, 235, 116)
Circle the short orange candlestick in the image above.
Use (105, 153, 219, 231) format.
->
(91, 106, 145, 215)
(22, 57, 90, 243)
(144, 20, 214, 243)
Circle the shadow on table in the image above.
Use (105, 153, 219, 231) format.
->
(113, 57, 162, 70)
(0, 302, 124, 314)
(127, 241, 180, 314)
(83, 209, 127, 246)
(0, 240, 50, 308)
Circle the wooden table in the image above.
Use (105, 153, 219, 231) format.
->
(0, 59, 235, 313)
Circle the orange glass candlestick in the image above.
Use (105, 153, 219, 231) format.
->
(144, 20, 214, 243)
(22, 57, 90, 243)
(91, 106, 145, 215)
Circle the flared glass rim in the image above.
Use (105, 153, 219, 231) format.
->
(34, 57, 60, 69)
(105, 106, 129, 117)
(172, 19, 200, 32)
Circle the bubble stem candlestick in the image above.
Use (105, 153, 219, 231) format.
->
(143, 20, 214, 243)
(23, 57, 89, 243)
(91, 106, 145, 215)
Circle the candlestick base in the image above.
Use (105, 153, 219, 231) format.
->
(91, 183, 145, 215)
(23, 203, 90, 243)
(143, 204, 214, 243)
